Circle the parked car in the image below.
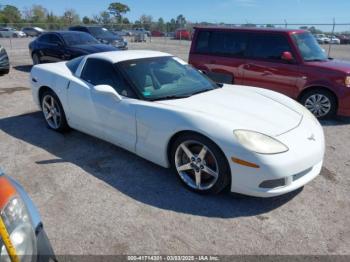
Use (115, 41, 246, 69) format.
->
(315, 34, 330, 44)
(166, 32, 175, 38)
(69, 26, 128, 49)
(329, 36, 340, 44)
(337, 34, 350, 44)
(0, 44, 10, 75)
(151, 31, 165, 37)
(175, 29, 191, 40)
(133, 28, 151, 37)
(0, 169, 56, 261)
(0, 27, 26, 38)
(21, 27, 45, 37)
(29, 31, 118, 65)
(189, 27, 350, 118)
(30, 50, 324, 197)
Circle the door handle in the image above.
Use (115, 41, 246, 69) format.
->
(245, 64, 251, 69)
(210, 60, 217, 64)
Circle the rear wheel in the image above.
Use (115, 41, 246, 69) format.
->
(32, 53, 41, 65)
(170, 133, 230, 194)
(41, 90, 69, 132)
(300, 89, 337, 119)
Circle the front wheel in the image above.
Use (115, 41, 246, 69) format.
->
(41, 90, 69, 132)
(170, 133, 230, 194)
(300, 89, 337, 119)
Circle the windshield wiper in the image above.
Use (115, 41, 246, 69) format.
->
(151, 94, 190, 101)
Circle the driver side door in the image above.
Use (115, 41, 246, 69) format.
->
(242, 33, 301, 98)
(79, 58, 138, 152)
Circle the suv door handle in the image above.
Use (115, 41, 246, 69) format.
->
(245, 64, 250, 69)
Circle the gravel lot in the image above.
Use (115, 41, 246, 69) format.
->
(0, 38, 349, 256)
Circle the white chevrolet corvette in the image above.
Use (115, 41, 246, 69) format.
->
(30, 50, 325, 197)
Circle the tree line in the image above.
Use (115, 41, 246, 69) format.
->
(0, 2, 190, 32)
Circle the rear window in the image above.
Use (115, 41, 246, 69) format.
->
(194, 30, 247, 57)
(246, 33, 292, 60)
(66, 56, 84, 74)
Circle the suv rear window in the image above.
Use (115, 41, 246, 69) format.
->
(195, 30, 248, 57)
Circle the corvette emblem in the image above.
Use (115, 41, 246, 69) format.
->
(308, 134, 316, 141)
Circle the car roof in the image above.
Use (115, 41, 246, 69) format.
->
(42, 31, 90, 36)
(86, 50, 172, 63)
(194, 26, 306, 34)
(70, 25, 104, 29)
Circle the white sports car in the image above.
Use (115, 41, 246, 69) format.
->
(30, 50, 325, 197)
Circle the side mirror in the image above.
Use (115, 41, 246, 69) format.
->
(281, 51, 294, 62)
(93, 85, 122, 102)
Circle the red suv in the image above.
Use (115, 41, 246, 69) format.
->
(189, 27, 350, 119)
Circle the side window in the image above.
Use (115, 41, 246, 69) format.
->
(81, 58, 136, 98)
(195, 31, 248, 57)
(210, 31, 247, 56)
(195, 31, 210, 53)
(247, 34, 292, 60)
(38, 34, 50, 43)
(49, 35, 63, 45)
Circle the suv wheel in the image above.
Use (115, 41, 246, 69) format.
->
(300, 89, 337, 119)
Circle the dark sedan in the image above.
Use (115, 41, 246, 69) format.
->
(0, 44, 10, 75)
(29, 31, 118, 65)
(69, 26, 128, 49)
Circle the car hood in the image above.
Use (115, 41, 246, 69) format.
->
(157, 85, 303, 136)
(306, 59, 350, 74)
(70, 44, 118, 53)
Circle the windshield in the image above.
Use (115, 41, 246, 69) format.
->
(89, 27, 115, 38)
(118, 56, 217, 100)
(62, 33, 99, 46)
(292, 32, 328, 61)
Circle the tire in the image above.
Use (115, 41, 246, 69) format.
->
(12, 33, 18, 38)
(170, 133, 230, 194)
(40, 90, 69, 132)
(300, 88, 337, 119)
(32, 53, 41, 65)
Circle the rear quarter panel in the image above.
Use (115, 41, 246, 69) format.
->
(30, 62, 73, 111)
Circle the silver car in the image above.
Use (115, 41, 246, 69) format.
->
(0, 27, 26, 38)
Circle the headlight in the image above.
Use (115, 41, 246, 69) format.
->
(234, 130, 289, 154)
(0, 177, 36, 261)
(345, 76, 350, 87)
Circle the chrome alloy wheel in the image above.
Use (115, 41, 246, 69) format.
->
(175, 140, 219, 190)
(42, 95, 62, 129)
(304, 94, 331, 118)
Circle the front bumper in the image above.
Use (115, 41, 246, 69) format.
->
(225, 116, 325, 197)
(338, 88, 350, 116)
(36, 226, 56, 262)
